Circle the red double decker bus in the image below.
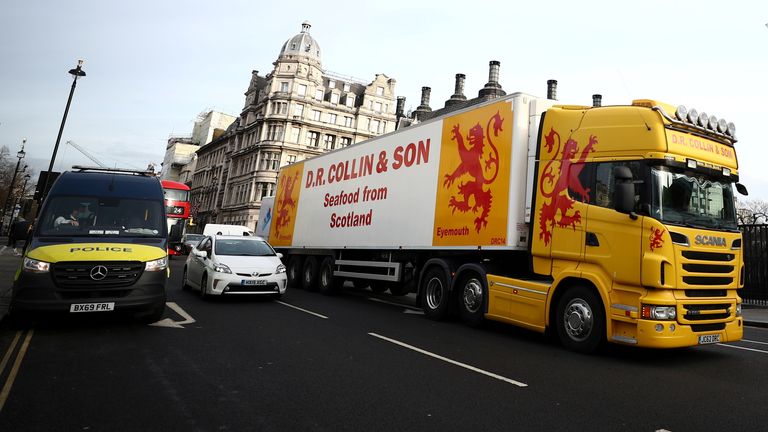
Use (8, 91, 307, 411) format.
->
(161, 180, 191, 256)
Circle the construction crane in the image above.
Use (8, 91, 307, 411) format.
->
(66, 140, 106, 168)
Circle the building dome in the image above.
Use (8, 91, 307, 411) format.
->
(279, 21, 321, 64)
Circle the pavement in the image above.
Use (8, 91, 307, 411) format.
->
(0, 237, 766, 327)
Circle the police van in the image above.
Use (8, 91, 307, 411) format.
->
(11, 166, 168, 323)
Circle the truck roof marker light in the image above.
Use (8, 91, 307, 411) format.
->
(722, 167, 731, 177)
(698, 112, 709, 128)
(686, 158, 698, 169)
(727, 122, 736, 138)
(664, 155, 676, 163)
(686, 108, 699, 125)
(675, 105, 688, 121)
(717, 118, 728, 133)
(708, 115, 719, 131)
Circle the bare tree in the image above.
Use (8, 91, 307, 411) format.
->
(736, 198, 768, 225)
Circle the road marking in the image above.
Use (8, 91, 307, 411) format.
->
(149, 302, 196, 328)
(0, 332, 22, 379)
(367, 297, 422, 312)
(717, 343, 768, 354)
(741, 339, 768, 346)
(276, 301, 328, 319)
(0, 330, 34, 412)
(368, 332, 527, 387)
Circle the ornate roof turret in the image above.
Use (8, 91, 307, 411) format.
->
(278, 21, 321, 66)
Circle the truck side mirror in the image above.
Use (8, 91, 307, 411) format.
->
(735, 183, 748, 196)
(614, 166, 638, 219)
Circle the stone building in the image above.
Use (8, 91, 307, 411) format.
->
(191, 21, 397, 231)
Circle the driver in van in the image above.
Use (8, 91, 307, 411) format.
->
(54, 207, 80, 228)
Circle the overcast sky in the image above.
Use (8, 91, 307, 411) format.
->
(2, 1, 767, 200)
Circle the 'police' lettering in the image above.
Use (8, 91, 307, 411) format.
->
(69, 247, 133, 253)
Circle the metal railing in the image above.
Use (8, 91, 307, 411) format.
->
(740, 224, 768, 306)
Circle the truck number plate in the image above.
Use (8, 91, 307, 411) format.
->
(698, 334, 721, 345)
(70, 302, 115, 313)
(241, 279, 267, 286)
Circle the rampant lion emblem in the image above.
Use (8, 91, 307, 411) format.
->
(442, 111, 503, 232)
(649, 226, 665, 251)
(274, 172, 298, 238)
(538, 128, 596, 245)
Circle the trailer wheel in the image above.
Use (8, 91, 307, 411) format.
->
(302, 257, 319, 291)
(458, 274, 486, 327)
(420, 267, 453, 320)
(555, 285, 605, 353)
(287, 256, 303, 288)
(318, 257, 337, 295)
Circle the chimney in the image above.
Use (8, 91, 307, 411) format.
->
(396, 96, 406, 118)
(478, 60, 506, 99)
(445, 73, 468, 107)
(592, 94, 602, 107)
(547, 79, 558, 100)
(416, 86, 432, 112)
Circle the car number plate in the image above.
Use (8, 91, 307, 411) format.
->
(698, 334, 721, 345)
(70, 302, 115, 313)
(241, 279, 267, 286)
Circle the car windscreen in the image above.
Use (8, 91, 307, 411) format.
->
(39, 196, 166, 237)
(214, 239, 276, 256)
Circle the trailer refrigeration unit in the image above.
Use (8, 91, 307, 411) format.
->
(264, 88, 746, 352)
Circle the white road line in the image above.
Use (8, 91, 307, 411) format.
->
(276, 301, 328, 319)
(367, 297, 421, 311)
(741, 339, 768, 346)
(717, 343, 768, 354)
(368, 332, 527, 388)
(149, 302, 197, 328)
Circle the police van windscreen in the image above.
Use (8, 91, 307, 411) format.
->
(39, 196, 166, 237)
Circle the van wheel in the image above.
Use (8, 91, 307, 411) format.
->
(318, 257, 337, 295)
(420, 267, 454, 320)
(287, 256, 303, 288)
(556, 285, 605, 353)
(302, 257, 319, 291)
(458, 273, 485, 327)
(200, 273, 209, 300)
(139, 303, 166, 324)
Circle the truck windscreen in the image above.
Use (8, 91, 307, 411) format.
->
(39, 196, 166, 237)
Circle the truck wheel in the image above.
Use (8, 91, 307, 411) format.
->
(458, 274, 486, 327)
(555, 285, 605, 353)
(420, 267, 454, 320)
(318, 257, 337, 295)
(369, 281, 388, 293)
(302, 257, 319, 291)
(388, 282, 409, 296)
(287, 256, 303, 288)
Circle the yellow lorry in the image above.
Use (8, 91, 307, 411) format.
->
(263, 89, 746, 352)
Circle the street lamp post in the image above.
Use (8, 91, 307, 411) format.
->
(11, 173, 32, 226)
(1, 140, 26, 233)
(41, 59, 86, 202)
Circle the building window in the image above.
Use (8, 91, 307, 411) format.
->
(308, 131, 320, 147)
(267, 124, 284, 141)
(340, 137, 352, 147)
(259, 152, 280, 171)
(343, 82, 351, 92)
(294, 104, 304, 117)
(330, 93, 339, 105)
(291, 127, 300, 143)
(271, 101, 287, 114)
(297, 84, 307, 97)
(324, 135, 336, 150)
(371, 119, 380, 133)
(346, 94, 355, 108)
(374, 101, 382, 112)
(280, 82, 289, 92)
(328, 113, 337, 125)
(312, 110, 321, 121)
(328, 80, 336, 89)
(315, 89, 324, 101)
(376, 86, 384, 96)
(286, 154, 297, 164)
(344, 116, 353, 127)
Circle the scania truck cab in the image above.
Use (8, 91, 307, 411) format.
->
(11, 166, 168, 323)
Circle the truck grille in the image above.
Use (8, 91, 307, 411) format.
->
(679, 251, 735, 287)
(678, 302, 733, 325)
(52, 261, 144, 288)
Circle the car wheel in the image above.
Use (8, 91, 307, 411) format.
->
(200, 273, 209, 300)
(302, 257, 319, 291)
(181, 267, 191, 291)
(555, 285, 605, 353)
(420, 266, 454, 320)
(287, 256, 303, 288)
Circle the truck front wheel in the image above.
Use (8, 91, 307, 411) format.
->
(302, 257, 319, 291)
(458, 274, 486, 327)
(420, 267, 453, 320)
(555, 285, 605, 353)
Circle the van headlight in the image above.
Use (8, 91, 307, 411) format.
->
(23, 257, 51, 273)
(145, 256, 168, 272)
(276, 264, 286, 274)
(641, 304, 677, 320)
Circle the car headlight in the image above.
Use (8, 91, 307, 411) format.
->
(276, 264, 286, 274)
(23, 257, 51, 273)
(145, 256, 168, 272)
(214, 263, 232, 274)
(641, 304, 677, 320)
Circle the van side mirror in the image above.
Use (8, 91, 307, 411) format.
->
(614, 166, 638, 219)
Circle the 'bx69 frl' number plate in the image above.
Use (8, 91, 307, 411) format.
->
(70, 302, 115, 313)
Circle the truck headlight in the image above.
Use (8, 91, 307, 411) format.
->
(641, 304, 677, 320)
(214, 263, 232, 274)
(276, 264, 286, 274)
(23, 257, 51, 273)
(145, 256, 168, 272)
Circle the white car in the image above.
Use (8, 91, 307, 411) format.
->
(182, 235, 287, 299)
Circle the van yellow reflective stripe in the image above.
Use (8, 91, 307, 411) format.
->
(26, 243, 166, 263)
